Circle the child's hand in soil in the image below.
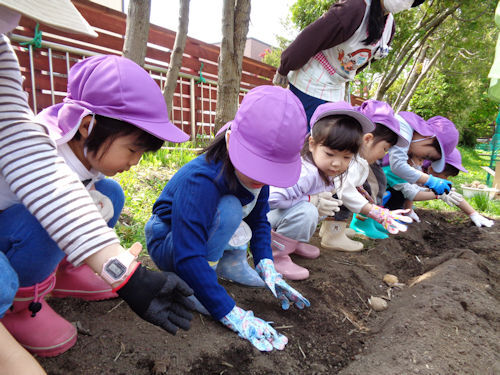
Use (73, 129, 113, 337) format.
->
(256, 259, 310, 310)
(220, 305, 288, 351)
(367, 205, 412, 234)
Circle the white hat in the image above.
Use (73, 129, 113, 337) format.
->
(0, 0, 97, 37)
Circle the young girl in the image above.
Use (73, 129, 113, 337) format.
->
(1, 55, 193, 357)
(425, 149, 495, 228)
(267, 101, 373, 279)
(383, 115, 459, 215)
(145, 86, 310, 352)
(325, 100, 413, 242)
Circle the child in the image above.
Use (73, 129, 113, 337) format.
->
(145, 86, 310, 352)
(328, 100, 413, 241)
(267, 101, 373, 279)
(385, 111, 455, 201)
(425, 149, 494, 227)
(1, 55, 193, 357)
(383, 115, 460, 214)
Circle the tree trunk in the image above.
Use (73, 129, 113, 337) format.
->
(163, 0, 190, 119)
(214, 0, 251, 133)
(122, 0, 151, 66)
(393, 44, 428, 108)
(375, 5, 458, 100)
(396, 45, 445, 112)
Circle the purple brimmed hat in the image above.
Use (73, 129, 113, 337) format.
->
(427, 116, 459, 173)
(396, 111, 433, 137)
(310, 101, 375, 134)
(227, 86, 307, 188)
(36, 55, 189, 145)
(356, 100, 408, 147)
(446, 148, 468, 173)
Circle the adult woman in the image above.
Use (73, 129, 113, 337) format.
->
(274, 0, 425, 122)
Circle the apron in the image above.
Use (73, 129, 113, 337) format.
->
(288, 0, 394, 102)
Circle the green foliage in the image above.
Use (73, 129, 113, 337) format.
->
(261, 36, 292, 68)
(112, 147, 197, 249)
(290, 0, 333, 30)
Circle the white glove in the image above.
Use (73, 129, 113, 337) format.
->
(438, 189, 463, 206)
(470, 212, 494, 228)
(272, 71, 289, 88)
(89, 190, 114, 223)
(309, 192, 343, 217)
(407, 209, 420, 223)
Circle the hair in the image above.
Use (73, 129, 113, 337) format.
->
(74, 114, 164, 158)
(429, 137, 442, 160)
(302, 115, 362, 185)
(202, 130, 240, 191)
(372, 123, 399, 147)
(362, 0, 387, 45)
(441, 163, 460, 178)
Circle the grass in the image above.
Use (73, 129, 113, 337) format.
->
(414, 146, 500, 218)
(113, 144, 498, 250)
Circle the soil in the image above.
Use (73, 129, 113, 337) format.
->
(38, 209, 499, 375)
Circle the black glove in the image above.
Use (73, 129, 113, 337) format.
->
(117, 264, 195, 335)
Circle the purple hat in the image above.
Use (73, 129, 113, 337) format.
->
(356, 100, 408, 147)
(310, 101, 375, 134)
(446, 148, 468, 173)
(228, 86, 307, 188)
(396, 111, 433, 137)
(36, 55, 189, 145)
(427, 116, 459, 173)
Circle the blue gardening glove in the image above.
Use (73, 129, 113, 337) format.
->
(256, 259, 310, 310)
(424, 174, 452, 195)
(220, 305, 288, 351)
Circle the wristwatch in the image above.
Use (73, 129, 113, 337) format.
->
(100, 251, 137, 284)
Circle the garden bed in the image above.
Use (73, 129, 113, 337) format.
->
(38, 209, 499, 375)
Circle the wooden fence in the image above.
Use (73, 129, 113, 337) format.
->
(11, 0, 276, 140)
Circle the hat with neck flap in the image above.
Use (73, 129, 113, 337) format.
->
(36, 55, 189, 145)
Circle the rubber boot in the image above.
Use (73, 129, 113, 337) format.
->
(1, 274, 77, 357)
(320, 221, 356, 239)
(349, 214, 389, 239)
(216, 245, 265, 287)
(320, 221, 364, 252)
(271, 231, 309, 280)
(294, 242, 320, 259)
(52, 257, 117, 301)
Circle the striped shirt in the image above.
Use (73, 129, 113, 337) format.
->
(0, 34, 118, 265)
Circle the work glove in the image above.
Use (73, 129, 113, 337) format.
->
(220, 305, 288, 352)
(272, 71, 289, 88)
(256, 258, 310, 310)
(309, 192, 343, 217)
(89, 189, 114, 222)
(438, 189, 463, 207)
(115, 260, 194, 335)
(367, 205, 413, 234)
(469, 212, 494, 228)
(407, 209, 421, 223)
(424, 174, 452, 195)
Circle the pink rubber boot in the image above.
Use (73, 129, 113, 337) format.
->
(52, 257, 117, 301)
(271, 231, 309, 280)
(294, 242, 320, 259)
(1, 274, 77, 357)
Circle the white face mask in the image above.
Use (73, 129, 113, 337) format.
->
(0, 6, 21, 35)
(383, 0, 414, 14)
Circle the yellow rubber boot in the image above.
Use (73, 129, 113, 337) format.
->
(320, 221, 364, 252)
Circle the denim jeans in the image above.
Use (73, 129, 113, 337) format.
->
(0, 178, 124, 288)
(145, 195, 242, 272)
(0, 252, 19, 318)
(267, 200, 319, 243)
(290, 84, 327, 129)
